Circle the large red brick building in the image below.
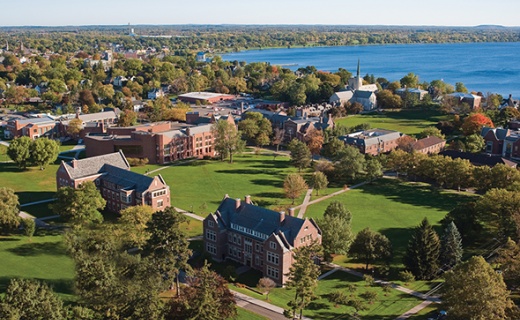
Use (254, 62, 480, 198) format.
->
(56, 151, 170, 213)
(340, 129, 401, 155)
(5, 116, 57, 139)
(203, 195, 322, 285)
(84, 122, 217, 164)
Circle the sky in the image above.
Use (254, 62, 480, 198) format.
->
(1, 0, 519, 27)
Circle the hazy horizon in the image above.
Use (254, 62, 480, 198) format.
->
(2, 0, 520, 28)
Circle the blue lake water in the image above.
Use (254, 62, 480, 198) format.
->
(221, 42, 520, 98)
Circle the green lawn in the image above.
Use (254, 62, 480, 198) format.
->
(237, 270, 421, 319)
(0, 162, 58, 204)
(0, 234, 75, 301)
(335, 110, 450, 136)
(235, 307, 268, 320)
(135, 154, 315, 215)
(305, 178, 476, 270)
(58, 140, 78, 152)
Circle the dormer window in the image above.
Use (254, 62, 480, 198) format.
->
(270, 241, 277, 250)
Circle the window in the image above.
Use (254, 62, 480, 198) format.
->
(270, 241, 277, 250)
(208, 220, 214, 228)
(267, 251, 279, 265)
(206, 230, 216, 242)
(206, 243, 217, 255)
(157, 200, 163, 207)
(267, 266, 279, 279)
(255, 243, 260, 252)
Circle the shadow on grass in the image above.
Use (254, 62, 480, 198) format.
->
(17, 191, 56, 205)
(0, 162, 26, 172)
(7, 241, 67, 257)
(251, 179, 283, 187)
(253, 192, 283, 198)
(357, 179, 473, 212)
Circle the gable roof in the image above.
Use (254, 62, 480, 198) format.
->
(353, 90, 375, 99)
(212, 197, 306, 246)
(341, 129, 401, 147)
(481, 127, 510, 140)
(102, 164, 157, 193)
(61, 151, 129, 179)
(413, 136, 446, 151)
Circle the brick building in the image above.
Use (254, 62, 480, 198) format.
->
(5, 116, 57, 139)
(84, 122, 216, 164)
(56, 151, 170, 213)
(203, 195, 322, 285)
(340, 129, 401, 155)
(412, 136, 446, 154)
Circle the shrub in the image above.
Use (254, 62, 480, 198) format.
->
(363, 274, 375, 287)
(360, 290, 378, 304)
(398, 270, 416, 284)
(328, 290, 349, 307)
(126, 157, 149, 167)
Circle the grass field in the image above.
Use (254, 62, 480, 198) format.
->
(234, 270, 421, 319)
(0, 234, 75, 301)
(305, 178, 476, 270)
(335, 110, 451, 136)
(133, 154, 324, 215)
(0, 162, 58, 204)
(236, 307, 268, 320)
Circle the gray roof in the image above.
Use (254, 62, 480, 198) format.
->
(342, 129, 401, 147)
(16, 116, 55, 125)
(185, 124, 213, 135)
(353, 90, 375, 99)
(78, 110, 120, 123)
(62, 151, 129, 179)
(102, 164, 155, 193)
(481, 127, 510, 141)
(214, 197, 305, 246)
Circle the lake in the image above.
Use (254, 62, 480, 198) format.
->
(221, 42, 520, 98)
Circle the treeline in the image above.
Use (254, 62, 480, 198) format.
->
(1, 25, 520, 53)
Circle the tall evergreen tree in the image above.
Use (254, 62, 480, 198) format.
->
(404, 218, 441, 280)
(319, 201, 352, 262)
(288, 139, 312, 172)
(440, 221, 463, 268)
(285, 242, 322, 320)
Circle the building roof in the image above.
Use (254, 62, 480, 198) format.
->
(61, 151, 130, 179)
(78, 110, 120, 123)
(353, 90, 375, 99)
(212, 197, 306, 246)
(396, 88, 428, 94)
(15, 116, 55, 125)
(448, 92, 481, 100)
(178, 92, 234, 100)
(481, 127, 510, 140)
(440, 150, 517, 168)
(341, 129, 401, 147)
(102, 164, 156, 193)
(185, 124, 212, 135)
(413, 136, 446, 151)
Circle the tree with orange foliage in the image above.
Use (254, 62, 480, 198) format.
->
(461, 113, 494, 136)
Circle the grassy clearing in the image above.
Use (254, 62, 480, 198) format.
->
(136, 154, 319, 215)
(0, 162, 58, 204)
(250, 270, 421, 319)
(335, 110, 450, 136)
(235, 307, 268, 320)
(0, 234, 75, 301)
(305, 178, 476, 270)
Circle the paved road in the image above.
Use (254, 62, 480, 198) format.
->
(20, 198, 56, 207)
(395, 300, 434, 320)
(297, 188, 314, 218)
(233, 290, 312, 320)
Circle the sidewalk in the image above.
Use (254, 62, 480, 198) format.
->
(232, 290, 312, 320)
(297, 188, 313, 218)
(174, 207, 204, 221)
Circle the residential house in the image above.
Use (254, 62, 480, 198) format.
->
(113, 76, 128, 87)
(395, 88, 429, 101)
(147, 88, 165, 100)
(447, 93, 482, 109)
(196, 52, 206, 62)
(56, 151, 170, 213)
(412, 136, 446, 154)
(340, 128, 401, 155)
(203, 195, 322, 285)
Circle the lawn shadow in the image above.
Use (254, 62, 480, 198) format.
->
(307, 301, 330, 310)
(17, 191, 56, 205)
(0, 276, 74, 296)
(214, 169, 265, 175)
(0, 162, 26, 173)
(7, 240, 68, 257)
(253, 192, 283, 199)
(251, 179, 283, 187)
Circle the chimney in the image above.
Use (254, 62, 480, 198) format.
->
(235, 198, 241, 209)
(71, 159, 78, 168)
(280, 211, 285, 223)
(288, 208, 295, 217)
(245, 195, 251, 204)
(223, 194, 229, 199)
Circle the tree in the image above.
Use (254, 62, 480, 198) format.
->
(319, 201, 352, 262)
(0, 187, 20, 232)
(464, 134, 485, 153)
(404, 218, 441, 280)
(461, 113, 494, 136)
(495, 238, 520, 290)
(445, 158, 472, 191)
(51, 181, 106, 226)
(143, 207, 191, 294)
(321, 138, 346, 160)
(285, 242, 322, 320)
(0, 279, 65, 320)
(238, 112, 272, 147)
(79, 89, 96, 107)
(30, 137, 59, 170)
(118, 109, 138, 127)
(365, 158, 383, 182)
(400, 72, 419, 89)
(284, 173, 308, 205)
(440, 222, 463, 268)
(417, 127, 445, 139)
(349, 228, 392, 271)
(119, 205, 154, 248)
(257, 277, 276, 301)
(310, 171, 328, 196)
(377, 89, 402, 108)
(67, 118, 83, 138)
(305, 129, 324, 159)
(211, 119, 245, 163)
(333, 145, 365, 182)
(22, 218, 36, 239)
(455, 82, 468, 93)
(443, 256, 513, 320)
(396, 135, 416, 153)
(272, 127, 285, 152)
(7, 136, 32, 169)
(477, 188, 520, 239)
(169, 262, 236, 320)
(288, 139, 312, 172)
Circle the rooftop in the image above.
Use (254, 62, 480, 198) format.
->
(178, 92, 235, 100)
